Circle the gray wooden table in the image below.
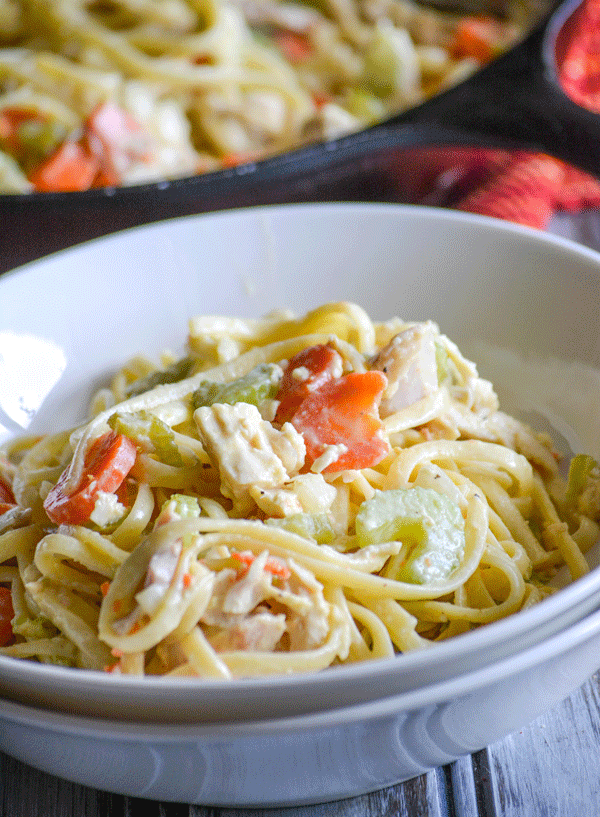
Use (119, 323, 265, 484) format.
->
(2, 672, 600, 816)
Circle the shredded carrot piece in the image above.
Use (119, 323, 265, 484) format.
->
(231, 551, 291, 580)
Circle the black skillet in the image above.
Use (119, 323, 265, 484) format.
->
(1, 0, 598, 273)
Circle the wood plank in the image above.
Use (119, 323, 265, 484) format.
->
(215, 771, 449, 817)
(483, 674, 600, 816)
(446, 756, 482, 817)
(0, 753, 452, 817)
(0, 753, 122, 817)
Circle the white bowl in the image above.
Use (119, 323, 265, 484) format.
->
(3, 602, 600, 807)
(1, 204, 600, 793)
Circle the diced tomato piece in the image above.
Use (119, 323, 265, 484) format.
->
(220, 151, 260, 168)
(290, 370, 389, 472)
(0, 477, 15, 506)
(312, 91, 332, 109)
(0, 587, 14, 647)
(451, 16, 508, 63)
(28, 140, 100, 192)
(275, 344, 342, 425)
(272, 30, 312, 64)
(43, 431, 137, 525)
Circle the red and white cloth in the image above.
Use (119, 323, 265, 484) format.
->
(407, 0, 600, 232)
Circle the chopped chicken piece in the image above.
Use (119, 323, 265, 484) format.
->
(200, 550, 331, 653)
(286, 561, 330, 650)
(223, 551, 273, 614)
(251, 485, 304, 516)
(209, 610, 287, 652)
(229, 0, 321, 31)
(318, 102, 361, 140)
(250, 472, 337, 517)
(370, 322, 438, 416)
(194, 402, 306, 509)
(135, 539, 182, 615)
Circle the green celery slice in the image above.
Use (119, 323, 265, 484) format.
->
(355, 486, 465, 584)
(265, 512, 335, 544)
(125, 356, 195, 398)
(109, 410, 183, 467)
(192, 363, 280, 409)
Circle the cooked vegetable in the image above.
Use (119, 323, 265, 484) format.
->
(0, 587, 14, 647)
(566, 454, 598, 505)
(0, 476, 16, 514)
(0, 110, 69, 173)
(192, 363, 281, 409)
(451, 15, 512, 63)
(274, 343, 342, 424)
(28, 141, 99, 193)
(43, 432, 137, 525)
(125, 356, 195, 398)
(265, 512, 336, 543)
(289, 371, 389, 471)
(355, 486, 465, 584)
(109, 411, 183, 467)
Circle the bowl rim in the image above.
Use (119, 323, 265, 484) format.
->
(3, 601, 600, 738)
(4, 199, 600, 279)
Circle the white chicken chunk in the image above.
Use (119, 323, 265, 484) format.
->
(250, 472, 337, 517)
(370, 322, 438, 416)
(202, 552, 287, 652)
(194, 402, 306, 509)
(135, 539, 182, 615)
(201, 551, 331, 654)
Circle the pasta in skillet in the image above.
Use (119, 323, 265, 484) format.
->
(1, 301, 599, 678)
(0, 0, 533, 193)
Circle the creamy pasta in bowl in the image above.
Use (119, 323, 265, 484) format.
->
(0, 203, 599, 728)
(2, 302, 599, 679)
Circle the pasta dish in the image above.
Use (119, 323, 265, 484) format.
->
(0, 0, 533, 193)
(1, 301, 598, 678)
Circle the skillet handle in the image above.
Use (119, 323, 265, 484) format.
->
(382, 18, 600, 180)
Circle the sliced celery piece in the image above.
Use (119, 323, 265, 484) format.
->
(343, 88, 386, 125)
(265, 512, 335, 544)
(125, 356, 194, 398)
(434, 340, 450, 384)
(192, 363, 280, 409)
(355, 487, 465, 584)
(159, 494, 201, 520)
(12, 615, 57, 640)
(8, 119, 69, 170)
(109, 410, 183, 467)
(566, 454, 598, 505)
